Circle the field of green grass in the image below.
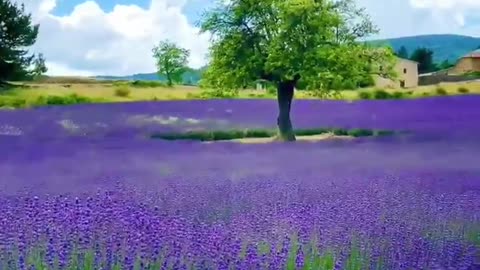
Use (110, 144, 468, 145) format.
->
(1, 77, 480, 109)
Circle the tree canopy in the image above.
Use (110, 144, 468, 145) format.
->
(152, 40, 190, 86)
(200, 0, 396, 89)
(410, 47, 436, 74)
(396, 46, 409, 59)
(199, 0, 396, 141)
(0, 0, 47, 84)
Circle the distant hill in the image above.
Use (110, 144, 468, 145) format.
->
(370, 34, 480, 63)
(94, 35, 480, 82)
(94, 67, 206, 85)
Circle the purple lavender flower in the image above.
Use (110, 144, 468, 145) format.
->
(0, 96, 479, 269)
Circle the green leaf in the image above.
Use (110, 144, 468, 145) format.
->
(199, 0, 395, 94)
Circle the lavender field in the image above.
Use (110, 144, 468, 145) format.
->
(0, 96, 479, 269)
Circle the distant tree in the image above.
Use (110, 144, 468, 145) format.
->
(31, 53, 47, 78)
(199, 0, 395, 141)
(152, 40, 190, 86)
(0, 0, 47, 84)
(396, 46, 409, 59)
(410, 47, 436, 73)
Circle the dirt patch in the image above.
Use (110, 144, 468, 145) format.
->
(210, 132, 353, 144)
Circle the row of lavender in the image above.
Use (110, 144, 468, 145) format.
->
(0, 96, 479, 269)
(1, 96, 479, 140)
(1, 135, 480, 268)
(1, 178, 478, 269)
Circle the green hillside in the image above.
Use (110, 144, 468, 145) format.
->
(95, 35, 480, 82)
(95, 67, 206, 85)
(370, 34, 480, 63)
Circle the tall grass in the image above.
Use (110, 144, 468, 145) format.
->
(0, 238, 384, 270)
(0, 93, 96, 109)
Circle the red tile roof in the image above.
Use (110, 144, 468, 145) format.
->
(463, 49, 480, 58)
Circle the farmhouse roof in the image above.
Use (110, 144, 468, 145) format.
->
(462, 49, 480, 58)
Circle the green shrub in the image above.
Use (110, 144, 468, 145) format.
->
(457, 87, 469, 94)
(199, 88, 238, 99)
(464, 71, 480, 78)
(348, 129, 374, 137)
(372, 89, 391, 99)
(266, 85, 277, 96)
(0, 96, 12, 108)
(113, 80, 167, 88)
(197, 79, 210, 89)
(32, 96, 47, 106)
(151, 127, 388, 141)
(45, 95, 70, 105)
(406, 91, 413, 95)
(130, 80, 167, 88)
(375, 130, 395, 136)
(358, 75, 375, 88)
(295, 128, 329, 136)
(435, 87, 447, 95)
(342, 79, 357, 90)
(357, 91, 372, 100)
(295, 79, 308, 90)
(391, 91, 404, 99)
(67, 93, 91, 104)
(0, 93, 92, 108)
(114, 86, 131, 97)
(244, 129, 272, 138)
(4, 97, 26, 108)
(332, 128, 349, 136)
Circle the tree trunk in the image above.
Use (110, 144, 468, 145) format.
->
(276, 80, 296, 141)
(166, 76, 173, 87)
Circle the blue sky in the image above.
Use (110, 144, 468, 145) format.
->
(51, 0, 211, 24)
(19, 0, 480, 76)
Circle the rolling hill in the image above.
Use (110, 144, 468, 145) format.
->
(370, 34, 480, 63)
(94, 67, 206, 85)
(95, 34, 480, 83)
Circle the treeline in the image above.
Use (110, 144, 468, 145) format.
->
(0, 0, 48, 87)
(395, 46, 457, 74)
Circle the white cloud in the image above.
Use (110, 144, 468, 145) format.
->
(409, 0, 480, 28)
(17, 0, 210, 76)
(46, 62, 95, 77)
(409, 0, 480, 9)
(355, 0, 480, 39)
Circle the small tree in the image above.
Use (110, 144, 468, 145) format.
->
(152, 40, 190, 86)
(0, 0, 46, 84)
(200, 0, 394, 141)
(31, 53, 47, 79)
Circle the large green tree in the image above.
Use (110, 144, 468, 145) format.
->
(152, 40, 190, 86)
(199, 0, 395, 141)
(0, 0, 47, 84)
